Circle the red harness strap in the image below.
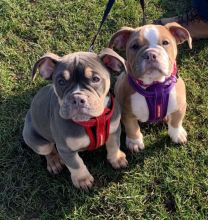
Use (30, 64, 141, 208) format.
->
(75, 96, 114, 151)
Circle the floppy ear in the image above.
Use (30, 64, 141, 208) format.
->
(108, 27, 134, 50)
(99, 48, 127, 73)
(32, 53, 61, 81)
(165, 22, 192, 49)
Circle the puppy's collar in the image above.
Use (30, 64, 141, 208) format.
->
(74, 95, 114, 151)
(128, 62, 178, 123)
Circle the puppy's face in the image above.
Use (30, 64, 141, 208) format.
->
(32, 49, 126, 121)
(109, 22, 192, 84)
(126, 25, 178, 80)
(53, 53, 110, 121)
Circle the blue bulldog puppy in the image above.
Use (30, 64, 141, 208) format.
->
(23, 48, 128, 189)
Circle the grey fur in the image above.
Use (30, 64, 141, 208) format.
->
(23, 49, 127, 188)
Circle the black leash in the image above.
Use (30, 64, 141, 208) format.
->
(88, 0, 146, 52)
(89, 0, 115, 52)
(140, 0, 146, 25)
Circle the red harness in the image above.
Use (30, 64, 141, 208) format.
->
(74, 96, 114, 151)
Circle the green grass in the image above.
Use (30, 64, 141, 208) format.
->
(0, 0, 208, 219)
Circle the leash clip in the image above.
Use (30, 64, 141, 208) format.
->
(88, 44, 94, 52)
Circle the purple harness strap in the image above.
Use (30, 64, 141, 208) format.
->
(128, 74, 177, 123)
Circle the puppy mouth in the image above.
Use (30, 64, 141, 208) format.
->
(72, 107, 92, 120)
(145, 67, 165, 76)
(137, 61, 169, 77)
(71, 113, 92, 122)
(60, 107, 89, 120)
(60, 106, 104, 121)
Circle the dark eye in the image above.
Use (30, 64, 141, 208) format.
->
(57, 78, 66, 86)
(131, 44, 140, 50)
(162, 40, 169, 46)
(92, 75, 100, 83)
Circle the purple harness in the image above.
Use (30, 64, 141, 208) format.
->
(128, 66, 177, 123)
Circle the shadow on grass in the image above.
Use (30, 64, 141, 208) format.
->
(2, 43, 208, 220)
(122, 122, 173, 165)
(1, 81, 182, 219)
(0, 84, 126, 219)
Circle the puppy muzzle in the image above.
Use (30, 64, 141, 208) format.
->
(137, 48, 170, 77)
(59, 92, 105, 121)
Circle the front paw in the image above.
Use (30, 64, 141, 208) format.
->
(108, 150, 128, 169)
(71, 168, 94, 190)
(168, 125, 187, 144)
(126, 135, 145, 153)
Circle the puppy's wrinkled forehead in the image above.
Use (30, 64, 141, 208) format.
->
(139, 25, 174, 48)
(143, 25, 159, 48)
(58, 52, 109, 80)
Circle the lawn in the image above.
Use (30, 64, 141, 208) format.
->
(0, 0, 208, 219)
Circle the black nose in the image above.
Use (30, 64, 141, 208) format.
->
(71, 95, 86, 107)
(143, 51, 157, 61)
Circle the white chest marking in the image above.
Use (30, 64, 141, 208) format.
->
(167, 86, 178, 115)
(131, 92, 149, 122)
(130, 86, 178, 122)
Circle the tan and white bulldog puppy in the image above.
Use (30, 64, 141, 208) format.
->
(107, 22, 192, 152)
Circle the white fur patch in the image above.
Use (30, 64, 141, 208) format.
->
(65, 135, 90, 151)
(34, 143, 54, 155)
(72, 85, 81, 94)
(143, 26, 170, 77)
(68, 164, 94, 189)
(126, 136, 145, 152)
(144, 26, 159, 48)
(168, 124, 187, 143)
(131, 92, 149, 122)
(167, 87, 178, 115)
(140, 72, 166, 85)
(131, 86, 178, 122)
(69, 163, 90, 176)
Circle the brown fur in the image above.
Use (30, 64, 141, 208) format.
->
(109, 23, 192, 149)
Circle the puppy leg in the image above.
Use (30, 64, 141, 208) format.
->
(23, 113, 53, 155)
(168, 104, 187, 144)
(23, 112, 64, 174)
(106, 125, 128, 169)
(122, 115, 144, 153)
(57, 147, 94, 190)
(23, 121, 64, 174)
